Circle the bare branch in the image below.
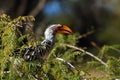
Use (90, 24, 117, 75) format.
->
(56, 57, 76, 69)
(16, 0, 28, 16)
(28, 0, 46, 17)
(56, 57, 88, 80)
(78, 30, 94, 39)
(90, 41, 101, 50)
(62, 44, 108, 67)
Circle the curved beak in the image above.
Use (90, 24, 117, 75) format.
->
(57, 25, 73, 34)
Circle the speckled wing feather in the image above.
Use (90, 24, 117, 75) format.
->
(23, 40, 52, 61)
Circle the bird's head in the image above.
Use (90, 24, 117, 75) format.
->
(45, 24, 73, 35)
(44, 24, 73, 42)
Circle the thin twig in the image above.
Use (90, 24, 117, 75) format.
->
(63, 44, 108, 67)
(56, 57, 78, 73)
(56, 57, 88, 80)
(56, 57, 76, 69)
(78, 30, 94, 39)
(90, 41, 101, 50)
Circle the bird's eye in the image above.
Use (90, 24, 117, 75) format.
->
(54, 25, 61, 30)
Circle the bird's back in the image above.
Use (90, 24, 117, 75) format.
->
(23, 40, 52, 61)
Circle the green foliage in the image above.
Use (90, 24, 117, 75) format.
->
(42, 34, 85, 80)
(0, 14, 36, 79)
(99, 45, 120, 59)
(0, 14, 86, 80)
(107, 57, 120, 79)
(99, 44, 120, 79)
(0, 14, 120, 80)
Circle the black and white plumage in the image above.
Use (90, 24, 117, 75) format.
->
(23, 24, 73, 61)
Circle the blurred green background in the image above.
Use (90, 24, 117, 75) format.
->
(0, 0, 120, 48)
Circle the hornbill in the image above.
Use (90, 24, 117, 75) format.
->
(23, 24, 73, 61)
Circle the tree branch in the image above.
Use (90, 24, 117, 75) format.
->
(78, 30, 94, 39)
(56, 57, 88, 80)
(63, 44, 108, 67)
(56, 57, 76, 69)
(16, 0, 28, 16)
(28, 0, 46, 17)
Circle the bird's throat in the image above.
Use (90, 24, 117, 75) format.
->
(44, 31, 55, 45)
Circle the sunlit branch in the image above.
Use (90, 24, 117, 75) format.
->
(56, 57, 76, 69)
(62, 44, 108, 67)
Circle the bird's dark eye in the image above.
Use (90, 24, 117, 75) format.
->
(59, 25, 63, 28)
(57, 25, 63, 29)
(54, 26, 61, 30)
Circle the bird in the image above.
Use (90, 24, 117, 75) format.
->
(23, 24, 73, 61)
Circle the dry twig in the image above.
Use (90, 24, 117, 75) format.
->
(78, 30, 94, 39)
(56, 57, 88, 80)
(56, 57, 76, 69)
(62, 44, 108, 67)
